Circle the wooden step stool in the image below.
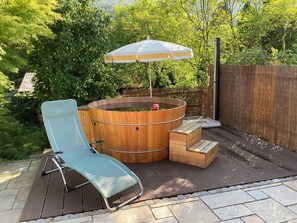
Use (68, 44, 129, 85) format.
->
(169, 122, 219, 168)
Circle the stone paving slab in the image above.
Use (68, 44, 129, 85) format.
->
(289, 204, 297, 214)
(243, 182, 282, 191)
(16, 186, 32, 201)
(241, 215, 266, 223)
(245, 198, 297, 223)
(0, 195, 16, 211)
(151, 206, 173, 219)
(0, 188, 19, 197)
(93, 206, 155, 223)
(55, 216, 92, 223)
(13, 200, 26, 209)
(0, 209, 23, 223)
(150, 197, 200, 208)
(0, 178, 10, 189)
(28, 160, 41, 172)
(0, 161, 30, 174)
(222, 219, 244, 223)
(148, 217, 179, 223)
(54, 213, 91, 222)
(246, 190, 269, 200)
(284, 180, 297, 191)
(261, 185, 297, 206)
(213, 204, 253, 221)
(168, 200, 219, 223)
(7, 172, 36, 189)
(200, 190, 255, 209)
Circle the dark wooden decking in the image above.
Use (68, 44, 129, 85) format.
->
(20, 126, 297, 221)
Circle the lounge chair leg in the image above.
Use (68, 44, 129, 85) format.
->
(74, 181, 90, 189)
(41, 155, 50, 176)
(104, 181, 144, 211)
(41, 153, 66, 176)
(42, 167, 65, 176)
(64, 181, 91, 192)
(51, 157, 69, 192)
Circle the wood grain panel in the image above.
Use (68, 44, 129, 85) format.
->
(88, 97, 185, 163)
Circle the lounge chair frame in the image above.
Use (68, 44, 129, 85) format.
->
(41, 99, 143, 211)
(42, 149, 144, 211)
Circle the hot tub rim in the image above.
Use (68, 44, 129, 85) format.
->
(88, 96, 186, 113)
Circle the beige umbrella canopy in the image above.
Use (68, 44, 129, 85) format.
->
(104, 39, 193, 96)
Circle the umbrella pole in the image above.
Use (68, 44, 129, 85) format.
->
(148, 62, 152, 97)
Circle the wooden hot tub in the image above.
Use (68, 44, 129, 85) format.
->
(88, 97, 186, 163)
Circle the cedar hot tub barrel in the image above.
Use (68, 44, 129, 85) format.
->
(88, 97, 186, 163)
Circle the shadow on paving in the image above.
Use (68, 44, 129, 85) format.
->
(20, 126, 297, 221)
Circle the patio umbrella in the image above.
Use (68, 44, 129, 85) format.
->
(104, 39, 193, 97)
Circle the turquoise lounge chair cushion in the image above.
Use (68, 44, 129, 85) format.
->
(64, 153, 139, 198)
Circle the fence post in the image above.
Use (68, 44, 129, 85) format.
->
(214, 37, 220, 120)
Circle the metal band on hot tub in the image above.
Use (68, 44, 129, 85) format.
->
(99, 146, 168, 154)
(91, 113, 185, 126)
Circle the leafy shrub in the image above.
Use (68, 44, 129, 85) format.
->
(30, 0, 121, 105)
(0, 108, 48, 162)
(5, 93, 41, 125)
(275, 44, 297, 65)
(227, 48, 272, 65)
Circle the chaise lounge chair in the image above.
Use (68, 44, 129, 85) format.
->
(41, 99, 143, 211)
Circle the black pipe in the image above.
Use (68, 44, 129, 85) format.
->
(214, 38, 220, 120)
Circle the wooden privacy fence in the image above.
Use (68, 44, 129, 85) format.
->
(220, 65, 297, 153)
(121, 87, 213, 117)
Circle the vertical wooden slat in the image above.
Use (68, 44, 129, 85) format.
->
(288, 66, 297, 151)
(136, 163, 172, 198)
(126, 164, 156, 201)
(41, 170, 65, 218)
(77, 106, 95, 144)
(63, 171, 83, 215)
(19, 152, 51, 221)
(82, 183, 103, 211)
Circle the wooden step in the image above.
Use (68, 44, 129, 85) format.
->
(171, 122, 201, 135)
(169, 139, 219, 168)
(187, 140, 218, 153)
(170, 122, 202, 149)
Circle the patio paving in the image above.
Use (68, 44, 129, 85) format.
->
(1, 160, 297, 223)
(1, 126, 297, 222)
(0, 158, 42, 223)
(19, 126, 297, 222)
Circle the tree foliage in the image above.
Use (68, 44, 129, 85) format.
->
(238, 0, 297, 50)
(31, 0, 120, 105)
(0, 107, 47, 162)
(110, 0, 297, 87)
(0, 0, 60, 162)
(112, 0, 233, 87)
(230, 0, 297, 64)
(0, 0, 61, 74)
